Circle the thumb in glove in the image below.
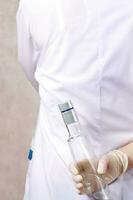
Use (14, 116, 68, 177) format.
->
(97, 150, 129, 185)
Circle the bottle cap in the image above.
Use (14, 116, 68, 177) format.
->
(58, 100, 78, 125)
(58, 100, 73, 112)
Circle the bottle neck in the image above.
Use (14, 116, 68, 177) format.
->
(67, 121, 81, 141)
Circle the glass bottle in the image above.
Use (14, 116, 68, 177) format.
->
(58, 100, 111, 200)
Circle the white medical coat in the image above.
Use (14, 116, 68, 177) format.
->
(16, 0, 133, 199)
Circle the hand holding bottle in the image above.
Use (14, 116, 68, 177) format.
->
(69, 149, 128, 195)
(58, 100, 112, 199)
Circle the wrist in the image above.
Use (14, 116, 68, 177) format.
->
(119, 143, 133, 170)
(112, 150, 129, 175)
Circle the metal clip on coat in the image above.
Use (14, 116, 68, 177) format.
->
(58, 100, 111, 200)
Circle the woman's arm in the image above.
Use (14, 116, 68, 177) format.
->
(119, 142, 133, 169)
(16, 2, 39, 91)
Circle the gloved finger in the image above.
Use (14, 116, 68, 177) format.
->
(72, 174, 83, 183)
(75, 186, 86, 195)
(69, 162, 79, 175)
(75, 182, 84, 189)
(75, 188, 85, 195)
(76, 183, 92, 195)
(97, 155, 109, 174)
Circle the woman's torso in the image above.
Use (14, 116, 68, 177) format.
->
(30, 0, 133, 153)
(24, 0, 133, 199)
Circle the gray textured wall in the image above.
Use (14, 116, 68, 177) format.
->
(0, 0, 39, 199)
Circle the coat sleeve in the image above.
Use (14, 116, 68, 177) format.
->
(16, 4, 39, 91)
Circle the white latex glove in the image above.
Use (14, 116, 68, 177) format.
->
(69, 150, 128, 195)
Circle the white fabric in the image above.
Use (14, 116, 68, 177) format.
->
(16, 0, 133, 199)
